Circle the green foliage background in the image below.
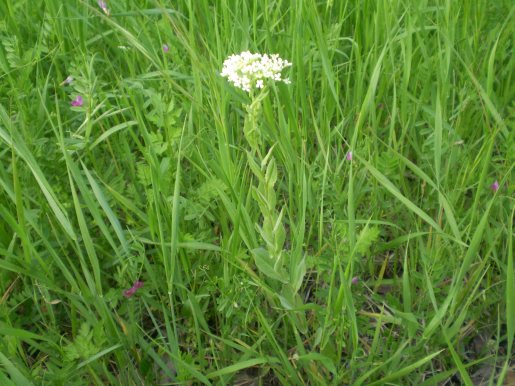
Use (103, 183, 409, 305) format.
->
(0, 0, 513, 384)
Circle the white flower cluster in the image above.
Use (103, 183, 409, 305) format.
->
(221, 51, 292, 92)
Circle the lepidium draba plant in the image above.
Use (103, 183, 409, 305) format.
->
(221, 51, 291, 153)
(221, 52, 307, 331)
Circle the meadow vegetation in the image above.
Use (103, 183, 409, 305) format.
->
(0, 0, 513, 384)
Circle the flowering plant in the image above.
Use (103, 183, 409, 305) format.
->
(221, 51, 306, 331)
(221, 51, 292, 150)
(123, 280, 143, 298)
(221, 51, 291, 92)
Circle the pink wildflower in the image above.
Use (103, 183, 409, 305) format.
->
(491, 181, 499, 192)
(98, 1, 110, 15)
(351, 276, 359, 285)
(71, 95, 83, 107)
(163, 44, 169, 53)
(123, 280, 144, 298)
(346, 151, 353, 161)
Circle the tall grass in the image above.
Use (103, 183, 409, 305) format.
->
(0, 0, 513, 384)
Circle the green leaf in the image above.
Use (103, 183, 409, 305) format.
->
(0, 115, 76, 240)
(251, 247, 288, 283)
(368, 350, 444, 385)
(0, 352, 33, 386)
(359, 156, 444, 234)
(207, 357, 278, 379)
(355, 225, 380, 256)
(296, 353, 337, 375)
(290, 255, 306, 294)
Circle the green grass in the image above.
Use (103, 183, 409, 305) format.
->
(0, 0, 513, 384)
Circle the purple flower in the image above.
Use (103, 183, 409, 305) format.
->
(71, 95, 83, 107)
(123, 280, 144, 298)
(346, 151, 353, 161)
(491, 180, 499, 192)
(98, 0, 109, 15)
(163, 44, 169, 53)
(351, 276, 359, 285)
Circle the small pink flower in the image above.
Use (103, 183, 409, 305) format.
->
(351, 276, 359, 285)
(162, 44, 169, 53)
(491, 181, 499, 192)
(346, 151, 353, 161)
(71, 95, 83, 107)
(123, 280, 144, 298)
(98, 1, 109, 15)
(133, 281, 144, 289)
